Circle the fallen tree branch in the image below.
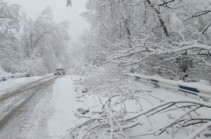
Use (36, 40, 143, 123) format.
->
(71, 99, 211, 139)
(189, 121, 211, 139)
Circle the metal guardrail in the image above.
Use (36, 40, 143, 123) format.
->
(125, 73, 211, 99)
(0, 73, 28, 82)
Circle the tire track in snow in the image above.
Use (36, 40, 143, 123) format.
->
(0, 75, 55, 103)
(0, 76, 61, 130)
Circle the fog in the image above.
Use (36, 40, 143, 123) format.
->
(9, 0, 90, 44)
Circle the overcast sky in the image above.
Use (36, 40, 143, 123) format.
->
(8, 0, 90, 44)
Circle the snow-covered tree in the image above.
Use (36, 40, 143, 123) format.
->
(18, 7, 71, 75)
(69, 1, 211, 138)
(0, 2, 72, 75)
(0, 1, 22, 72)
(82, 0, 211, 82)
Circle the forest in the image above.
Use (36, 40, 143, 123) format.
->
(0, 0, 211, 138)
(1, 0, 211, 81)
(0, 1, 71, 76)
(80, 0, 211, 83)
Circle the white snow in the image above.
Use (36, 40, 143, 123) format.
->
(47, 75, 101, 138)
(0, 75, 210, 139)
(0, 75, 101, 138)
(47, 75, 79, 137)
(0, 67, 12, 77)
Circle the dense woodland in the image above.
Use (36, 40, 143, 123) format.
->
(81, 0, 211, 83)
(0, 1, 71, 75)
(1, 0, 211, 81)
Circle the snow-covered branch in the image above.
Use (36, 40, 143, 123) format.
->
(159, 43, 211, 54)
(189, 121, 211, 139)
(71, 97, 211, 138)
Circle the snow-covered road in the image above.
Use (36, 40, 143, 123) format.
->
(0, 75, 84, 139)
(0, 75, 210, 139)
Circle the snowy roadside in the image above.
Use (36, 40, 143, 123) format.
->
(47, 75, 79, 138)
(70, 77, 211, 139)
(47, 75, 101, 138)
(127, 80, 210, 139)
(0, 75, 100, 138)
(0, 75, 209, 138)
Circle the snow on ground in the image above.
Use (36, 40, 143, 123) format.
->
(0, 67, 12, 77)
(127, 80, 204, 139)
(47, 75, 79, 137)
(70, 77, 211, 139)
(0, 75, 210, 138)
(119, 79, 210, 139)
(0, 75, 101, 138)
(47, 75, 100, 138)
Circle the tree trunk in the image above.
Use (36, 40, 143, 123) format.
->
(145, 0, 169, 37)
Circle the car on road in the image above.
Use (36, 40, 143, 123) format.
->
(54, 69, 65, 75)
